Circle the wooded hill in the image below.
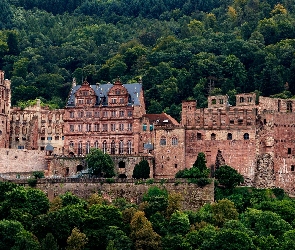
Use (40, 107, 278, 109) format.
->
(1, 0, 295, 120)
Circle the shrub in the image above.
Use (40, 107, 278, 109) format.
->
(28, 178, 37, 187)
(132, 160, 150, 179)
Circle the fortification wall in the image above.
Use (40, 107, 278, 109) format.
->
(15, 179, 214, 211)
(0, 148, 46, 176)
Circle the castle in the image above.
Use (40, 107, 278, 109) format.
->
(1, 70, 295, 194)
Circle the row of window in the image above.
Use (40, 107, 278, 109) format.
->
(69, 110, 133, 118)
(194, 132, 250, 140)
(160, 137, 178, 146)
(69, 140, 133, 155)
(69, 123, 132, 132)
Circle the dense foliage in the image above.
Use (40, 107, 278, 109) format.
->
(0, 181, 295, 249)
(132, 159, 150, 179)
(85, 148, 115, 177)
(0, 0, 294, 117)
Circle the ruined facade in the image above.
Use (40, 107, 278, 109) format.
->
(2, 70, 295, 193)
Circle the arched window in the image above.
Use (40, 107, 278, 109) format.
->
(86, 141, 90, 154)
(103, 141, 107, 154)
(211, 133, 216, 140)
(172, 137, 178, 146)
(94, 141, 99, 149)
(119, 140, 124, 154)
(78, 141, 82, 155)
(69, 141, 74, 148)
(127, 140, 132, 154)
(244, 133, 249, 140)
(160, 136, 166, 146)
(111, 140, 115, 154)
(227, 133, 232, 140)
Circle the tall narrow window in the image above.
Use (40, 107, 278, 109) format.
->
(127, 140, 132, 154)
(94, 141, 99, 149)
(86, 141, 90, 154)
(244, 133, 249, 140)
(211, 133, 216, 140)
(111, 140, 115, 154)
(119, 140, 124, 154)
(103, 141, 107, 154)
(78, 142, 82, 155)
(227, 133, 232, 140)
(287, 101, 293, 112)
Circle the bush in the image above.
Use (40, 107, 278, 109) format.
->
(215, 165, 244, 189)
(28, 178, 37, 187)
(32, 171, 44, 179)
(132, 160, 150, 179)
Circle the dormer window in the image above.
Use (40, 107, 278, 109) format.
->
(115, 89, 121, 95)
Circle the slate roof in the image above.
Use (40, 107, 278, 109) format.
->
(143, 113, 180, 126)
(66, 83, 143, 107)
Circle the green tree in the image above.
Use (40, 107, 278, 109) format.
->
(211, 199, 239, 227)
(41, 233, 59, 250)
(168, 211, 190, 236)
(130, 211, 162, 250)
(86, 148, 115, 177)
(132, 160, 150, 179)
(215, 165, 244, 189)
(66, 227, 88, 250)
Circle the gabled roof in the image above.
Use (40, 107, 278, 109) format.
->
(66, 83, 143, 107)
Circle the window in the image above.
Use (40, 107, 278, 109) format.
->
(94, 111, 99, 118)
(119, 140, 124, 154)
(211, 133, 216, 140)
(291, 165, 295, 171)
(86, 112, 92, 118)
(55, 136, 59, 140)
(18, 145, 24, 149)
(288, 148, 292, 154)
(78, 99, 83, 104)
(278, 100, 281, 112)
(111, 98, 116, 104)
(78, 142, 82, 155)
(83, 91, 88, 96)
(143, 124, 147, 131)
(120, 98, 124, 104)
(160, 136, 166, 146)
(127, 140, 132, 154)
(94, 141, 99, 149)
(150, 125, 153, 131)
(219, 99, 223, 104)
(127, 123, 132, 131)
(103, 124, 108, 131)
(111, 111, 116, 117)
(69, 141, 74, 147)
(240, 97, 244, 103)
(41, 137, 45, 140)
(175, 164, 178, 168)
(103, 141, 107, 153)
(238, 119, 243, 125)
(197, 133, 202, 140)
(86, 124, 91, 132)
(103, 111, 108, 117)
(287, 101, 293, 112)
(47, 136, 52, 141)
(119, 111, 124, 117)
(247, 97, 252, 102)
(94, 124, 99, 131)
(70, 125, 74, 132)
(78, 124, 82, 132)
(127, 111, 133, 117)
(86, 141, 90, 154)
(115, 89, 121, 95)
(244, 133, 249, 140)
(78, 111, 83, 118)
(111, 124, 116, 131)
(70, 112, 74, 118)
(111, 140, 115, 154)
(211, 99, 216, 105)
(227, 133, 232, 140)
(172, 137, 178, 145)
(119, 124, 124, 131)
(230, 120, 234, 124)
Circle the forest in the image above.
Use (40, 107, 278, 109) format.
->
(1, 180, 295, 250)
(0, 0, 295, 120)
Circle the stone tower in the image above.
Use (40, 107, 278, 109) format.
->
(0, 71, 11, 148)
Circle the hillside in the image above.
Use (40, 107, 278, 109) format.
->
(0, 0, 295, 120)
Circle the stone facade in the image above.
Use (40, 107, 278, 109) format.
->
(1, 70, 295, 194)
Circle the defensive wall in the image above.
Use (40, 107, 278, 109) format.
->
(12, 178, 214, 211)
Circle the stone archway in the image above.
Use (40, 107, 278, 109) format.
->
(118, 161, 127, 178)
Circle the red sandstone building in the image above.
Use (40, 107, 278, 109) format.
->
(2, 70, 295, 193)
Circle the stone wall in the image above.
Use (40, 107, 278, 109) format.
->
(28, 179, 214, 211)
(0, 148, 46, 177)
